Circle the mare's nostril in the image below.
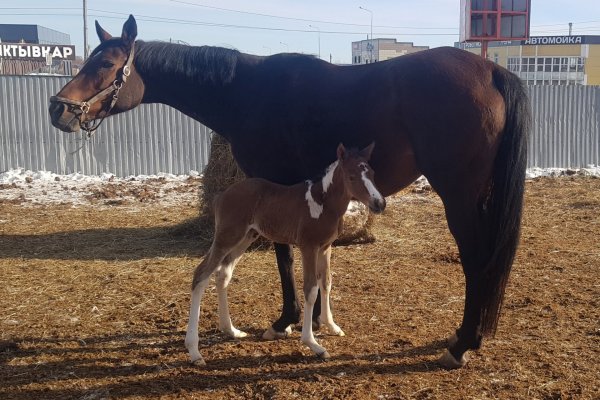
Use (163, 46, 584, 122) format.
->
(48, 101, 65, 120)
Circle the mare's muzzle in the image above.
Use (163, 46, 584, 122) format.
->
(49, 100, 83, 132)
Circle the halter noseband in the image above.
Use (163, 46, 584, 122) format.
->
(50, 44, 135, 135)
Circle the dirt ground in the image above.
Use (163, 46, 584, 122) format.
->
(0, 177, 598, 399)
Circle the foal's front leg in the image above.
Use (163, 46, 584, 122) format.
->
(317, 246, 344, 337)
(300, 247, 330, 359)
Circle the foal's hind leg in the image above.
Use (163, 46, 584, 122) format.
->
(216, 232, 257, 338)
(317, 246, 344, 336)
(185, 246, 228, 365)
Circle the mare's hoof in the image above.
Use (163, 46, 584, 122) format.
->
(222, 328, 248, 339)
(317, 350, 331, 360)
(447, 333, 459, 347)
(438, 349, 468, 369)
(262, 325, 292, 340)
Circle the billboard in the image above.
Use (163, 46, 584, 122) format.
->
(0, 43, 76, 60)
(460, 0, 531, 42)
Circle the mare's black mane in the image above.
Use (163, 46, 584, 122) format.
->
(134, 41, 240, 84)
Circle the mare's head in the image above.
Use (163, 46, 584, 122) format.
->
(337, 143, 386, 214)
(49, 15, 144, 132)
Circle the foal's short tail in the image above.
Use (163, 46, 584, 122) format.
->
(480, 67, 530, 336)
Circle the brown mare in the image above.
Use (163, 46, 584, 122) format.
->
(49, 16, 530, 368)
(185, 143, 385, 364)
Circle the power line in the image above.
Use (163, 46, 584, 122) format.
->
(167, 0, 455, 30)
(2, 11, 458, 37)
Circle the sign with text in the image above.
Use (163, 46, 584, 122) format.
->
(0, 43, 75, 60)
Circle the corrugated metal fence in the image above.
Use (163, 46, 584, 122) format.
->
(1, 76, 599, 175)
(528, 85, 600, 168)
(0, 76, 212, 176)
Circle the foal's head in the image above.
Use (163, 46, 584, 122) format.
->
(337, 143, 386, 214)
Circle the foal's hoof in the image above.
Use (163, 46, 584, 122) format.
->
(438, 349, 468, 369)
(190, 356, 206, 367)
(262, 325, 292, 340)
(317, 350, 331, 360)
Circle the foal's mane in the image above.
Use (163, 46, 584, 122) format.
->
(134, 41, 240, 84)
(311, 147, 363, 184)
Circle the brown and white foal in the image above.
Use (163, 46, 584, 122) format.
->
(185, 143, 386, 365)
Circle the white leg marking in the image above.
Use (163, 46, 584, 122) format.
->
(185, 278, 210, 365)
(318, 249, 344, 337)
(304, 181, 323, 219)
(301, 286, 329, 358)
(216, 259, 247, 339)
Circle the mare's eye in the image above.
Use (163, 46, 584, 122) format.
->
(101, 60, 114, 69)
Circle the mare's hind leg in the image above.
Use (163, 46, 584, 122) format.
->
(317, 246, 344, 336)
(216, 231, 258, 338)
(435, 183, 493, 369)
(263, 243, 297, 340)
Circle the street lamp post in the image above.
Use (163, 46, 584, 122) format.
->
(280, 41, 289, 52)
(308, 25, 321, 59)
(359, 6, 373, 63)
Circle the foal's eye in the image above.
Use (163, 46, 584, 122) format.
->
(100, 60, 114, 69)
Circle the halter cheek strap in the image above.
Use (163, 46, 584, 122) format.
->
(50, 44, 135, 135)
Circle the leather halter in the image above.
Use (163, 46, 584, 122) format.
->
(50, 44, 135, 134)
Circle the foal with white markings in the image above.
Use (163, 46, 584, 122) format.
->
(185, 143, 385, 365)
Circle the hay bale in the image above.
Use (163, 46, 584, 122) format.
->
(200, 133, 247, 221)
(173, 133, 376, 245)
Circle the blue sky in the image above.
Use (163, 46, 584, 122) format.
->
(2, 0, 599, 64)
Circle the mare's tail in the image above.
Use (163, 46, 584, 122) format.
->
(480, 67, 530, 336)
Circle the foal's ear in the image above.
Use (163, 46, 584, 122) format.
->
(95, 21, 112, 43)
(121, 15, 138, 48)
(336, 143, 347, 160)
(360, 142, 375, 160)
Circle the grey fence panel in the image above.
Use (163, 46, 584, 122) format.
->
(528, 85, 600, 168)
(1, 76, 599, 175)
(0, 76, 211, 176)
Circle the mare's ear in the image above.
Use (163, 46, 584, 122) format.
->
(121, 15, 138, 48)
(336, 143, 347, 160)
(360, 142, 375, 160)
(95, 21, 112, 43)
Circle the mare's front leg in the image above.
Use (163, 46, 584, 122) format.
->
(300, 247, 330, 359)
(263, 243, 298, 339)
(317, 246, 344, 336)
